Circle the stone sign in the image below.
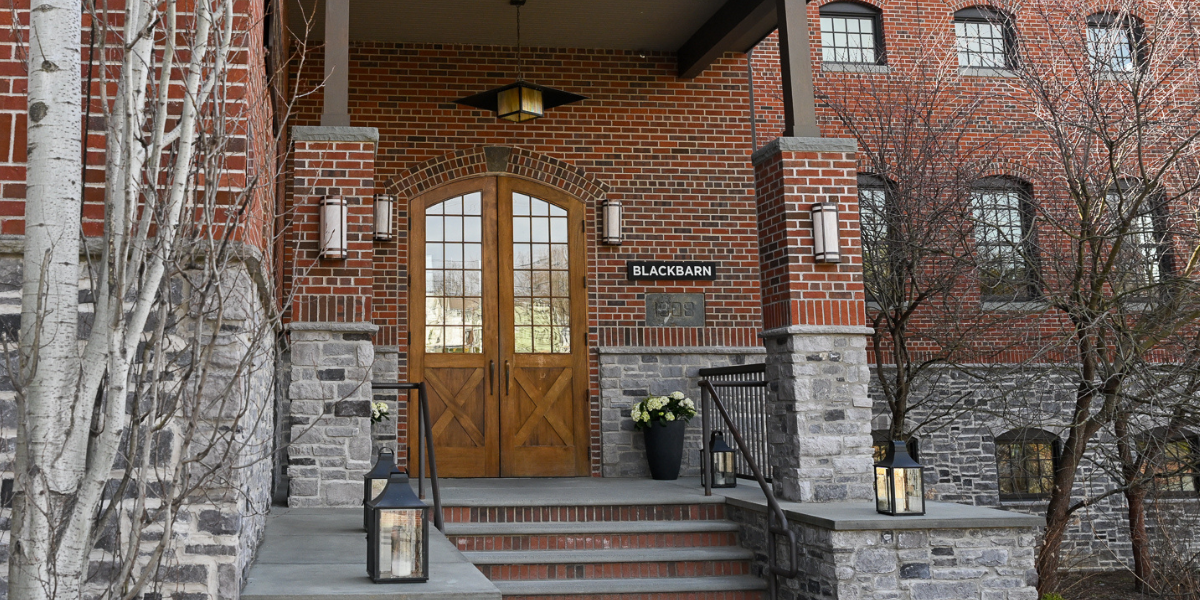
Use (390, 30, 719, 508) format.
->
(645, 293, 705, 327)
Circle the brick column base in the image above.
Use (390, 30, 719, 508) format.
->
(753, 137, 874, 502)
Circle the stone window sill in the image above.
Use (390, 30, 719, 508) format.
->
(821, 62, 891, 74)
(959, 66, 1016, 78)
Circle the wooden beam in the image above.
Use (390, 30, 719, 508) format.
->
(676, 0, 777, 79)
(321, 0, 351, 127)
(776, 0, 818, 137)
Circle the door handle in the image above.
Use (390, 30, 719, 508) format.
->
(489, 360, 495, 395)
(505, 360, 511, 394)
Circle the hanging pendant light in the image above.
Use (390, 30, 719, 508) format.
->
(454, 0, 586, 122)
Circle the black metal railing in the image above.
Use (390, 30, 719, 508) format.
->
(371, 382, 443, 532)
(698, 363, 770, 481)
(700, 379, 797, 600)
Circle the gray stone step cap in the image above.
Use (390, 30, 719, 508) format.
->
(462, 546, 754, 565)
(444, 520, 739, 536)
(494, 575, 768, 595)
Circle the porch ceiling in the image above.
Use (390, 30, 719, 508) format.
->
(288, 0, 779, 76)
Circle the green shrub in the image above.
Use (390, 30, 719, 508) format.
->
(1040, 594, 1066, 600)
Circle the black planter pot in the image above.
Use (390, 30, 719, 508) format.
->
(643, 419, 686, 480)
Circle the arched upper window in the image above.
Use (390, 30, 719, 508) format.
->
(820, 2, 886, 65)
(995, 428, 1059, 500)
(954, 6, 1018, 69)
(971, 177, 1038, 301)
(1087, 13, 1145, 73)
(1139, 427, 1199, 497)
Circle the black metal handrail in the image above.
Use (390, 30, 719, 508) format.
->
(371, 382, 443, 532)
(698, 363, 770, 481)
(700, 379, 797, 600)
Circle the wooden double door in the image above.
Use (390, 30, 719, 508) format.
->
(411, 177, 589, 477)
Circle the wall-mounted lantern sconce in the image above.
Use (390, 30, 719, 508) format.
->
(811, 202, 841, 263)
(320, 196, 348, 259)
(374, 194, 396, 241)
(602, 199, 623, 245)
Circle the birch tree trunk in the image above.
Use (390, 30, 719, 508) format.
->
(12, 0, 84, 597)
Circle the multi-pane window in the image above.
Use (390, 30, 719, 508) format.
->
(972, 180, 1036, 300)
(954, 7, 1015, 69)
(996, 430, 1059, 500)
(512, 193, 571, 354)
(425, 193, 484, 353)
(820, 3, 885, 65)
(858, 176, 891, 300)
(1153, 438, 1199, 494)
(1105, 185, 1168, 294)
(1087, 14, 1140, 72)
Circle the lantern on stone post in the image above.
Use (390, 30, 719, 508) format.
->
(702, 431, 737, 488)
(367, 472, 430, 583)
(874, 440, 925, 516)
(364, 447, 400, 529)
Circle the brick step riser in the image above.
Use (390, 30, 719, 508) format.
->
(443, 504, 726, 524)
(450, 531, 740, 551)
(477, 560, 751, 581)
(503, 593, 763, 600)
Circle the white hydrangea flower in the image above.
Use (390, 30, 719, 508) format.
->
(681, 398, 695, 410)
(664, 412, 675, 421)
(640, 411, 651, 422)
(670, 391, 685, 400)
(631, 406, 642, 420)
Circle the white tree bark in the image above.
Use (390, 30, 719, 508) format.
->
(12, 0, 83, 596)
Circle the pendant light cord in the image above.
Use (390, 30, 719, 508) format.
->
(516, 2, 524, 80)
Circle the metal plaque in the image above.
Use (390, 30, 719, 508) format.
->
(645, 293, 705, 327)
(626, 261, 718, 281)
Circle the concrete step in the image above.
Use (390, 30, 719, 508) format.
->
(445, 520, 741, 551)
(464, 547, 755, 565)
(443, 503, 726, 524)
(494, 575, 767, 597)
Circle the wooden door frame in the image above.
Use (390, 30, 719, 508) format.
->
(409, 175, 591, 477)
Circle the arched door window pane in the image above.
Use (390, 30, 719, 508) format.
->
(512, 193, 571, 354)
(425, 192, 484, 353)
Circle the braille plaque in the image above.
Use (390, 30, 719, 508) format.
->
(645, 293, 705, 327)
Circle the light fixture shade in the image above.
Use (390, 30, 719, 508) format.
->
(874, 440, 925, 516)
(367, 472, 430, 583)
(602, 199, 623, 245)
(498, 84, 544, 122)
(811, 202, 841, 263)
(374, 194, 396, 241)
(364, 447, 401, 530)
(455, 81, 586, 123)
(320, 196, 349, 259)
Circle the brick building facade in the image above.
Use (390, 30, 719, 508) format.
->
(0, 0, 1196, 597)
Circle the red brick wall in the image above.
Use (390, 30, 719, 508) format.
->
(754, 146, 865, 330)
(0, 0, 275, 250)
(287, 138, 376, 323)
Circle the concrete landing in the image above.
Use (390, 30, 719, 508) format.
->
(241, 508, 500, 600)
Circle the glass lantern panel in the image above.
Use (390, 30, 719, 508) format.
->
(377, 508, 425, 579)
(875, 466, 890, 512)
(903, 467, 923, 513)
(714, 451, 736, 486)
(370, 478, 388, 501)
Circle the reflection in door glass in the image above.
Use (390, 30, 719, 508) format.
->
(513, 193, 570, 353)
(426, 192, 483, 353)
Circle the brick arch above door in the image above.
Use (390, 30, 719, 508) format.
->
(388, 146, 609, 209)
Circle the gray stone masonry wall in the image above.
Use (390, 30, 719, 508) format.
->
(869, 366, 1200, 571)
(764, 326, 875, 503)
(370, 346, 400, 457)
(0, 251, 276, 600)
(286, 322, 377, 507)
(599, 346, 766, 478)
(729, 505, 1039, 600)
